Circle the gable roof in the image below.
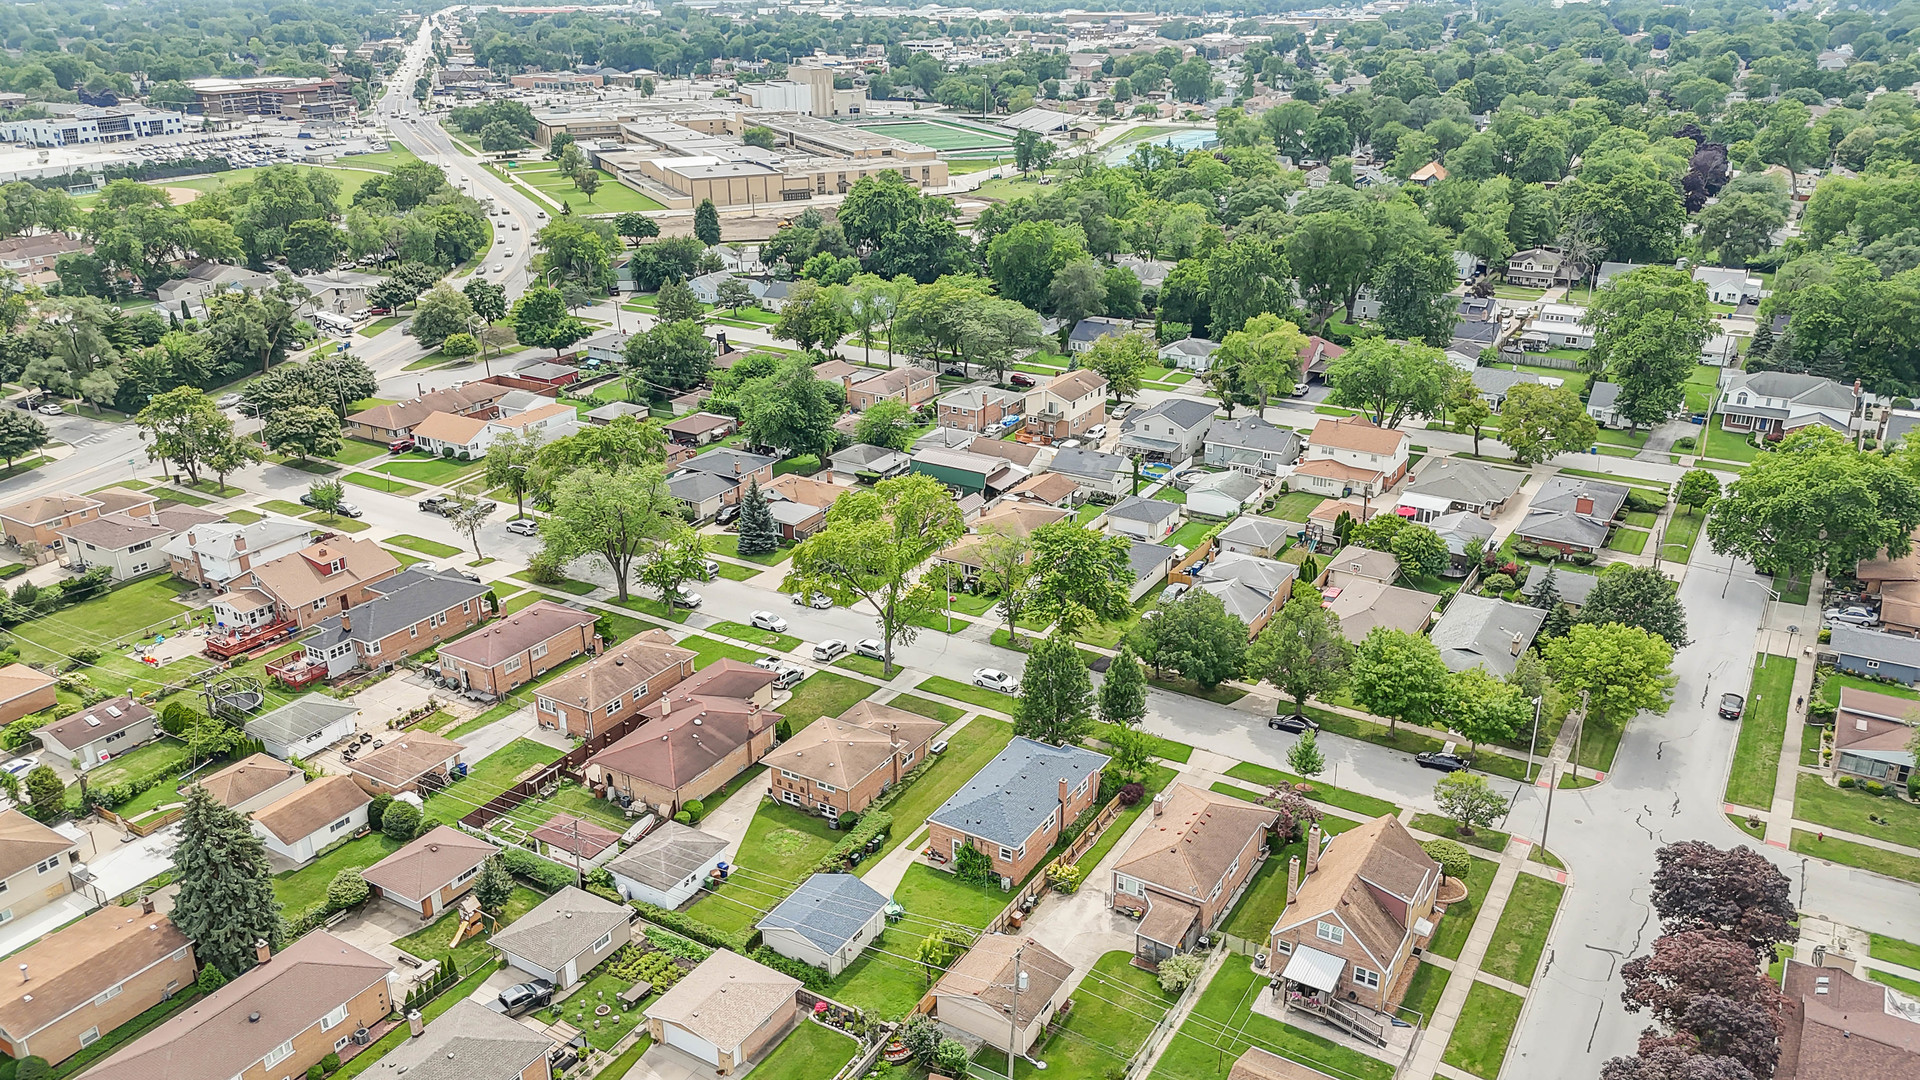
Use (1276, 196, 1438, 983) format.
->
(0, 492, 100, 526)
(1830, 625, 1920, 669)
(1516, 475, 1628, 548)
(1199, 551, 1297, 597)
(40, 696, 153, 749)
(1106, 495, 1181, 525)
(755, 873, 889, 953)
(361, 825, 499, 900)
(1776, 961, 1920, 1080)
(1274, 815, 1438, 970)
(760, 700, 944, 791)
(1049, 447, 1128, 481)
(346, 383, 501, 433)
(645, 950, 800, 1051)
(1217, 516, 1293, 549)
(1125, 397, 1216, 432)
(587, 660, 781, 792)
(1428, 594, 1547, 676)
(1067, 317, 1129, 346)
(1190, 470, 1263, 502)
(488, 886, 631, 971)
(252, 775, 371, 844)
(245, 695, 360, 746)
(1308, 416, 1407, 457)
(1322, 579, 1437, 639)
(376, 999, 553, 1080)
(934, 934, 1073, 1025)
(540, 629, 696, 714)
(412, 411, 489, 446)
(606, 820, 729, 890)
(1205, 416, 1302, 457)
(1114, 784, 1276, 898)
(529, 813, 622, 859)
(437, 600, 596, 669)
(0, 809, 75, 879)
(1727, 370, 1858, 410)
(926, 737, 1109, 848)
(0, 906, 191, 1041)
(346, 730, 465, 789)
(1406, 458, 1525, 506)
(680, 448, 777, 479)
(306, 570, 489, 651)
(1834, 687, 1920, 764)
(200, 753, 303, 809)
(239, 537, 401, 612)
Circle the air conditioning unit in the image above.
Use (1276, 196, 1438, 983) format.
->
(351, 1029, 372, 1046)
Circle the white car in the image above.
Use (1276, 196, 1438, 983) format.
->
(504, 250, 515, 258)
(1110, 403, 1133, 420)
(813, 639, 848, 662)
(793, 592, 833, 609)
(35, 403, 62, 416)
(855, 638, 884, 660)
(1085, 424, 1108, 439)
(492, 264, 505, 274)
(752, 655, 785, 671)
(1, 756, 37, 777)
(510, 222, 521, 230)
(216, 393, 243, 408)
(505, 518, 539, 536)
(973, 668, 1018, 693)
(750, 611, 789, 633)
(772, 663, 805, 690)
(1824, 606, 1880, 627)
(673, 585, 703, 608)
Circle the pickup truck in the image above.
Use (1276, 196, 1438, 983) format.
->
(418, 495, 453, 515)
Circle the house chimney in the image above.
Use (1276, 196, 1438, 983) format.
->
(1574, 495, 1594, 516)
(1511, 632, 1525, 656)
(1306, 822, 1322, 873)
(140, 895, 155, 915)
(1058, 777, 1070, 805)
(1152, 794, 1165, 817)
(1287, 855, 1301, 903)
(255, 939, 272, 965)
(734, 460, 742, 476)
(340, 612, 351, 632)
(234, 533, 246, 553)
(408, 1010, 425, 1037)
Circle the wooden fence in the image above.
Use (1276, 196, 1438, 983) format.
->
(455, 708, 662, 830)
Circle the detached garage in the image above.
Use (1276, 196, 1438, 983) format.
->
(605, 821, 728, 908)
(754, 873, 888, 978)
(489, 886, 632, 989)
(644, 950, 801, 1075)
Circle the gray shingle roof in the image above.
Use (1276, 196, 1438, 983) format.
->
(1829, 625, 1920, 668)
(1429, 594, 1547, 677)
(1204, 416, 1301, 457)
(1106, 496, 1180, 525)
(377, 999, 552, 1080)
(1520, 565, 1600, 607)
(1069, 316, 1129, 344)
(1407, 459, 1526, 507)
(1217, 516, 1292, 549)
(1471, 367, 1543, 398)
(668, 470, 738, 502)
(606, 821, 728, 890)
(1049, 447, 1129, 481)
(1196, 579, 1272, 623)
(1190, 470, 1263, 501)
(755, 873, 888, 953)
(927, 737, 1110, 848)
(244, 695, 359, 745)
(1587, 381, 1621, 410)
(487, 886, 631, 972)
(1726, 371, 1858, 410)
(681, 448, 777, 478)
(1127, 541, 1176, 582)
(1517, 475, 1629, 548)
(1124, 397, 1216, 433)
(307, 571, 488, 650)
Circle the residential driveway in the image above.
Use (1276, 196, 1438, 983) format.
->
(1634, 418, 1696, 462)
(620, 1042, 711, 1080)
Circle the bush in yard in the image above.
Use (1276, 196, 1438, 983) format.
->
(1839, 775, 1856, 788)
(195, 963, 228, 994)
(1625, 489, 1667, 512)
(326, 868, 370, 911)
(631, 900, 754, 952)
(1157, 953, 1204, 994)
(814, 810, 891, 873)
(954, 841, 997, 886)
(682, 799, 705, 821)
(307, 1063, 325, 1080)
(837, 811, 856, 830)
(1481, 572, 1514, 594)
(380, 801, 421, 841)
(1420, 838, 1471, 885)
(933, 1040, 969, 1077)
(1570, 551, 1597, 565)
(749, 945, 828, 989)
(1048, 860, 1083, 893)
(322, 1054, 340, 1074)
(1674, 436, 1696, 451)
(1866, 780, 1886, 796)
(500, 847, 578, 893)
(15, 1057, 49, 1080)
(898, 1015, 943, 1066)
(775, 718, 793, 741)
(68, 645, 101, 668)
(1118, 781, 1145, 806)
(674, 810, 691, 823)
(367, 793, 392, 830)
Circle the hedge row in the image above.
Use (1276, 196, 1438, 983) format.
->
(812, 810, 892, 874)
(501, 846, 578, 892)
(749, 945, 829, 990)
(632, 901, 759, 954)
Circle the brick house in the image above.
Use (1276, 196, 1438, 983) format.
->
(382, 1000, 553, 1080)
(1268, 815, 1441, 1013)
(763, 701, 945, 817)
(0, 488, 153, 552)
(534, 629, 697, 738)
(345, 730, 465, 795)
(345, 383, 505, 443)
(1112, 784, 1277, 964)
(0, 904, 195, 1065)
(761, 473, 846, 542)
(81, 931, 393, 1080)
(1831, 687, 1919, 787)
(1023, 370, 1108, 442)
(436, 599, 598, 698)
(209, 538, 403, 639)
(937, 386, 1025, 434)
(295, 569, 491, 679)
(926, 737, 1108, 887)
(840, 366, 939, 411)
(0, 665, 56, 726)
(667, 449, 778, 522)
(1292, 417, 1410, 500)
(584, 660, 781, 816)
(361, 825, 500, 919)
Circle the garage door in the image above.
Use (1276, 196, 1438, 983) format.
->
(663, 1023, 719, 1064)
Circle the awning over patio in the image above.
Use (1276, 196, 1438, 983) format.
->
(1397, 492, 1453, 515)
(1281, 944, 1347, 992)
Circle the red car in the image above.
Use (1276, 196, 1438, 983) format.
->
(369, 306, 392, 316)
(1009, 373, 1036, 388)
(388, 438, 415, 453)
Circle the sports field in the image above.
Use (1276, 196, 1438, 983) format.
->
(858, 120, 1012, 151)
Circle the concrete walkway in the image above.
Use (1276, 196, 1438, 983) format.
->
(1404, 843, 1529, 1080)
(1763, 572, 1825, 848)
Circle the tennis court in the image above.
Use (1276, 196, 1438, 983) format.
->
(858, 120, 1012, 151)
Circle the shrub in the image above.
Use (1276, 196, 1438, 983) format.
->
(1625, 489, 1667, 512)
(933, 1040, 969, 1077)
(195, 963, 228, 994)
(836, 811, 857, 830)
(814, 810, 891, 873)
(674, 810, 692, 823)
(15, 1057, 50, 1080)
(749, 945, 829, 989)
(1157, 953, 1204, 994)
(68, 645, 102, 667)
(1481, 572, 1515, 594)
(1866, 780, 1886, 796)
(1865, 438, 1879, 450)
(632, 900, 755, 953)
(682, 799, 705, 821)
(1674, 436, 1696, 451)
(898, 1015, 943, 1067)
(307, 1064, 325, 1080)
(367, 793, 392, 829)
(500, 846, 579, 892)
(643, 926, 713, 961)
(775, 718, 793, 741)
(527, 549, 567, 584)
(326, 868, 370, 910)
(380, 801, 421, 841)
(322, 1054, 341, 1074)
(1420, 838, 1471, 883)
(1569, 552, 1596, 565)
(1819, 629, 1832, 644)
(1118, 782, 1144, 806)
(1511, 542, 1539, 558)
(1839, 775, 1856, 788)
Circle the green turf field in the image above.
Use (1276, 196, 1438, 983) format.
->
(510, 164, 665, 212)
(858, 120, 1012, 151)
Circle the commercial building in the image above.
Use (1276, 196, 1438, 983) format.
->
(189, 77, 354, 120)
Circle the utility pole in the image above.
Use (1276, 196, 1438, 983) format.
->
(1525, 695, 1543, 783)
(1007, 944, 1022, 1080)
(1569, 690, 1589, 782)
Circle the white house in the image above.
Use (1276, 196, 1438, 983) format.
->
(1188, 470, 1265, 518)
(1587, 381, 1623, 428)
(155, 262, 275, 311)
(1291, 416, 1410, 499)
(1158, 337, 1219, 373)
(1116, 397, 1216, 463)
(35, 697, 157, 771)
(1103, 496, 1182, 541)
(411, 403, 576, 458)
(60, 507, 220, 582)
(1692, 266, 1763, 306)
(754, 873, 888, 978)
(1717, 371, 1861, 437)
(163, 516, 314, 589)
(1701, 333, 1739, 366)
(244, 696, 361, 761)
(687, 271, 767, 306)
(1204, 416, 1302, 476)
(605, 821, 729, 908)
(1047, 447, 1132, 498)
(248, 775, 371, 865)
(489, 887, 632, 989)
(1518, 302, 1593, 351)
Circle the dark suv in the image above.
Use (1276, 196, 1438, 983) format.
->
(489, 979, 554, 1017)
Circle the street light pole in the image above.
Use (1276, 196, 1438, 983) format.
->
(1525, 695, 1543, 784)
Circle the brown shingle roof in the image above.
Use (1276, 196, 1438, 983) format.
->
(239, 537, 401, 612)
(967, 439, 1043, 468)
(589, 661, 780, 793)
(252, 775, 371, 845)
(1307, 415, 1407, 456)
(541, 629, 695, 714)
(760, 701, 945, 791)
(1834, 688, 1920, 757)
(199, 754, 303, 809)
(0, 809, 74, 880)
(361, 826, 499, 901)
(1274, 815, 1438, 972)
(1009, 472, 1079, 504)
(935, 934, 1073, 1026)
(529, 814, 621, 859)
(39, 696, 153, 750)
(77, 931, 391, 1080)
(0, 906, 190, 1041)
(1777, 961, 1920, 1080)
(411, 411, 489, 445)
(644, 950, 799, 1051)
(347, 384, 500, 433)
(0, 664, 54, 706)
(0, 492, 98, 527)
(663, 412, 735, 437)
(346, 730, 464, 789)
(436, 600, 597, 669)
(1113, 784, 1276, 900)
(1045, 369, 1107, 401)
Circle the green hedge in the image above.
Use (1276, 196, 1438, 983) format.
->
(633, 902, 758, 953)
(0, 564, 26, 580)
(749, 945, 830, 990)
(812, 810, 892, 874)
(501, 846, 576, 892)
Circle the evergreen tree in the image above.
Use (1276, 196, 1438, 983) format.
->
(694, 199, 722, 247)
(474, 856, 514, 914)
(1287, 729, 1326, 779)
(1526, 564, 1561, 609)
(1097, 643, 1148, 727)
(23, 766, 61, 819)
(1015, 632, 1094, 745)
(736, 478, 779, 556)
(172, 785, 279, 977)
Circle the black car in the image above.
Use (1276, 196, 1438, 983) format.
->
(1415, 751, 1471, 773)
(1267, 714, 1320, 733)
(489, 979, 554, 1018)
(1719, 693, 1746, 720)
(715, 503, 741, 526)
(299, 491, 363, 518)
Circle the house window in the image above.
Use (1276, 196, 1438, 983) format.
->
(320, 1003, 349, 1031)
(330, 815, 352, 832)
(1352, 967, 1381, 989)
(1316, 921, 1345, 945)
(606, 700, 619, 716)
(95, 983, 123, 1005)
(1868, 660, 1881, 670)
(781, 789, 800, 806)
(78, 1028, 100, 1048)
(630, 681, 649, 701)
(593, 931, 613, 952)
(1273, 939, 1292, 955)
(816, 781, 835, 793)
(531, 643, 548, 661)
(334, 1035, 352, 1052)
(456, 864, 479, 884)
(36, 856, 59, 874)
(313, 598, 325, 611)
(264, 1040, 295, 1068)
(1116, 874, 1142, 895)
(503, 656, 522, 674)
(537, 697, 555, 713)
(999, 847, 1014, 861)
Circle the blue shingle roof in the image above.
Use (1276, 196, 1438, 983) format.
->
(926, 737, 1110, 849)
(755, 873, 888, 953)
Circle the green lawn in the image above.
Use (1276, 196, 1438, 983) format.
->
(1074, 764, 1178, 872)
(343, 472, 424, 496)
(1427, 856, 1500, 960)
(510, 569, 597, 595)
(859, 718, 1013, 870)
(1818, 671, 1920, 706)
(891, 862, 1019, 928)
(1794, 773, 1920, 850)
(1150, 960, 1393, 1080)
(685, 802, 840, 933)
(1220, 850, 1293, 940)
(375, 455, 483, 485)
(1224, 760, 1402, 820)
(679, 635, 765, 669)
(1726, 654, 1794, 810)
(391, 885, 541, 970)
(1869, 968, 1920, 996)
(1442, 981, 1524, 1079)
(544, 963, 648, 1050)
(1703, 418, 1761, 464)
(1148, 674, 1246, 705)
(822, 937, 930, 1019)
(1094, 721, 1192, 763)
(385, 534, 464, 558)
(259, 499, 310, 516)
(1410, 813, 1511, 856)
(777, 671, 876, 732)
(885, 694, 965, 723)
(513, 165, 665, 214)
(327, 439, 391, 466)
(1166, 519, 1214, 551)
(709, 534, 794, 565)
(1870, 933, 1920, 970)
(1605, 527, 1650, 555)
(1480, 874, 1564, 987)
(360, 315, 405, 337)
(1020, 950, 1177, 1079)
(746, 1019, 858, 1080)
(273, 832, 407, 912)
(916, 675, 1014, 713)
(1402, 963, 1450, 1024)
(426, 739, 565, 824)
(1661, 508, 1704, 564)
(710, 561, 760, 581)
(703, 621, 802, 654)
(1792, 828, 1920, 883)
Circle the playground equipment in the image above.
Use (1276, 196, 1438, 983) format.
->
(447, 896, 486, 950)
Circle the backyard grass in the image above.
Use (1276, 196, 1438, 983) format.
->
(891, 861, 1024, 928)
(1020, 950, 1176, 1079)
(273, 832, 406, 912)
(1220, 850, 1293, 940)
(1402, 962, 1451, 1024)
(1818, 671, 1920, 706)
(916, 675, 1014, 713)
(1150, 959, 1393, 1080)
(1793, 773, 1920, 850)
(1727, 654, 1794, 810)
(426, 738, 565, 824)
(703, 620, 801, 654)
(385, 534, 464, 558)
(1166, 519, 1215, 551)
(391, 885, 541, 970)
(747, 1020, 857, 1080)
(1442, 981, 1524, 1079)
(343, 472, 424, 496)
(885, 693, 966, 723)
(709, 534, 794, 565)
(778, 671, 877, 732)
(823, 935, 931, 1019)
(1074, 764, 1178, 876)
(1426, 856, 1500, 960)
(686, 803, 840, 933)
(1481, 874, 1564, 987)
(546, 963, 649, 1050)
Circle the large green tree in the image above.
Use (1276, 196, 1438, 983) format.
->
(1578, 565, 1690, 648)
(1246, 595, 1355, 718)
(1709, 426, 1920, 581)
(1325, 338, 1455, 428)
(1584, 267, 1716, 432)
(1349, 626, 1450, 734)
(539, 465, 682, 601)
(1443, 666, 1531, 754)
(1499, 383, 1598, 466)
(171, 785, 280, 977)
(1543, 622, 1676, 731)
(1015, 631, 1095, 745)
(1125, 590, 1248, 690)
(1025, 523, 1135, 633)
(135, 387, 232, 486)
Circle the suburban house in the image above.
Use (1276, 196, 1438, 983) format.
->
(59, 507, 222, 582)
(1400, 459, 1526, 521)
(1112, 784, 1276, 963)
(933, 934, 1074, 1055)
(688, 271, 764, 305)
(1717, 371, 1862, 439)
(838, 366, 940, 411)
(1468, 367, 1551, 409)
(531, 814, 622, 874)
(1008, 472, 1080, 508)
(1520, 565, 1602, 608)
(605, 821, 729, 908)
(200, 753, 306, 814)
(1586, 381, 1623, 428)
(208, 537, 403, 644)
(935, 503, 1072, 583)
(755, 873, 889, 977)
(249, 775, 372, 865)
(0, 488, 153, 551)
(1204, 416, 1303, 476)
(1194, 552, 1298, 636)
(1504, 247, 1576, 289)
(1292, 417, 1410, 500)
(1430, 512, 1497, 577)
(244, 696, 361, 762)
(1299, 336, 1346, 383)
(1159, 337, 1220, 373)
(1693, 265, 1764, 306)
(1105, 496, 1183, 542)
(1514, 476, 1628, 556)
(1701, 333, 1739, 366)
(409, 402, 577, 459)
(967, 438, 1046, 472)
(536, 628, 696, 738)
(663, 412, 736, 447)
(0, 810, 82, 923)
(80, 931, 394, 1080)
(37, 697, 157, 772)
(1067, 316, 1130, 354)
(1117, 397, 1217, 463)
(927, 737, 1108, 888)
(1855, 531, 1920, 635)
(586, 401, 649, 426)
(668, 449, 777, 522)
(1216, 516, 1293, 558)
(298, 269, 382, 314)
(1516, 304, 1592, 351)
(910, 446, 1025, 498)
(828, 443, 911, 485)
(1126, 541, 1178, 603)
(1269, 815, 1441, 1013)
(489, 887, 632, 990)
(1774, 961, 1920, 1080)
(1024, 370, 1108, 442)
(290, 568, 491, 681)
(345, 730, 465, 795)
(0, 906, 195, 1065)
(436, 599, 599, 698)
(164, 516, 314, 589)
(1189, 471, 1265, 519)
(1828, 625, 1920, 685)
(1322, 548, 1399, 587)
(346, 383, 505, 443)
(1429, 594, 1548, 677)
(1324, 580, 1438, 640)
(154, 262, 275, 309)
(1048, 447, 1131, 499)
(762, 473, 845, 542)
(1830, 687, 1919, 787)
(361, 825, 499, 919)
(644, 949, 800, 1075)
(584, 660, 782, 816)
(937, 385, 1026, 434)
(763, 700, 944, 817)
(916, 428, 978, 453)
(379, 1000, 554, 1080)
